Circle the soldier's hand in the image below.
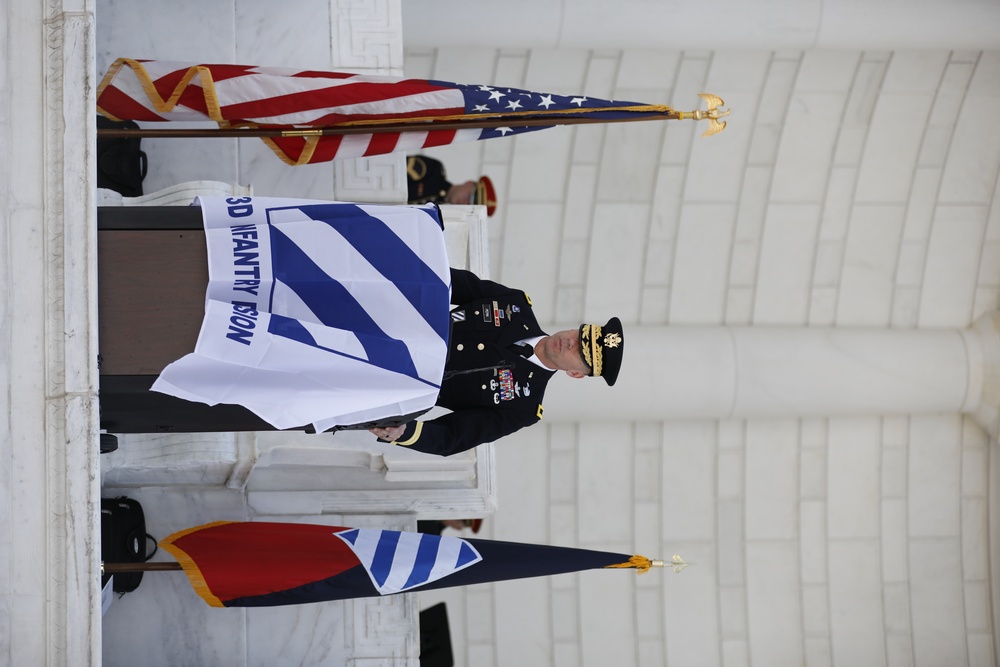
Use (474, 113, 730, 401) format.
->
(370, 425, 406, 441)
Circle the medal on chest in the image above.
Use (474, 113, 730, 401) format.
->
(492, 368, 530, 403)
(482, 301, 506, 327)
(498, 369, 515, 401)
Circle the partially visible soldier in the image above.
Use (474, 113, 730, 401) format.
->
(407, 155, 497, 216)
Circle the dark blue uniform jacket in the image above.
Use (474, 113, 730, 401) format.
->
(386, 268, 554, 456)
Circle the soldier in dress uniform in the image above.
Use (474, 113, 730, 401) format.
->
(370, 268, 624, 456)
(407, 155, 498, 216)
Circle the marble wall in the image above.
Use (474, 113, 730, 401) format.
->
(404, 45, 1000, 667)
(2, 0, 102, 665)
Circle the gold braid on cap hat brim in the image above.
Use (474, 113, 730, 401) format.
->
(475, 180, 496, 207)
(580, 324, 603, 378)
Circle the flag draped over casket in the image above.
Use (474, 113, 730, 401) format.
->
(160, 521, 655, 607)
(151, 197, 451, 432)
(95, 58, 687, 165)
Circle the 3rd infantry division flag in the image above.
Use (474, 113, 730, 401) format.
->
(150, 197, 452, 432)
(159, 521, 659, 607)
(95, 58, 725, 166)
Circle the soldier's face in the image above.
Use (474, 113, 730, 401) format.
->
(537, 329, 590, 378)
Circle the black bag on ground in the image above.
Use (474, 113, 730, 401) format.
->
(419, 603, 454, 667)
(96, 116, 147, 197)
(101, 496, 157, 593)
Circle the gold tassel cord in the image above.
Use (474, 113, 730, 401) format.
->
(605, 554, 656, 574)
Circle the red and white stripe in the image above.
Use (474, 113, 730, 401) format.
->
(98, 60, 466, 124)
(97, 59, 484, 163)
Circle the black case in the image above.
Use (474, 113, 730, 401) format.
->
(96, 116, 148, 197)
(101, 496, 155, 593)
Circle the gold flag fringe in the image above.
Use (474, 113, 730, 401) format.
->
(605, 554, 654, 574)
(158, 520, 236, 608)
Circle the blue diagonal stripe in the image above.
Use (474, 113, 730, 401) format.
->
(298, 203, 450, 342)
(369, 530, 401, 587)
(267, 225, 419, 380)
(400, 535, 442, 590)
(267, 315, 317, 347)
(456, 541, 479, 568)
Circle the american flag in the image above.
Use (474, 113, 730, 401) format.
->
(96, 58, 678, 165)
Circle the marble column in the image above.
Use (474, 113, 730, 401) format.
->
(544, 313, 1000, 436)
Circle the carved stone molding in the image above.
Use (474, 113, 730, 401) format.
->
(330, 0, 403, 72)
(42, 4, 101, 665)
(344, 594, 419, 667)
(328, 0, 406, 203)
(334, 155, 407, 203)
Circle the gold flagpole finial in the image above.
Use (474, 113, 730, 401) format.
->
(678, 93, 730, 137)
(669, 554, 692, 573)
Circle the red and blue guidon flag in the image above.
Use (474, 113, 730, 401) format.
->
(159, 521, 655, 607)
(96, 58, 682, 165)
